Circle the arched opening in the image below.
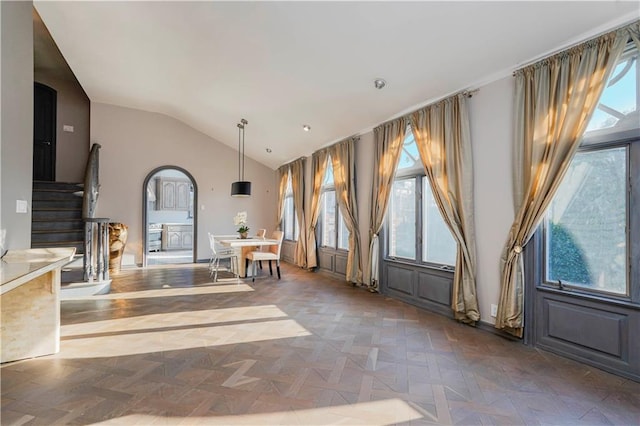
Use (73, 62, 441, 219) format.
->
(142, 166, 198, 267)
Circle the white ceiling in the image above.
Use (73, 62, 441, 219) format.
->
(33, 1, 639, 170)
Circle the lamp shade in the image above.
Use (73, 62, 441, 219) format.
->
(231, 181, 251, 197)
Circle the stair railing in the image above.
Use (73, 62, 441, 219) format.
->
(82, 143, 110, 282)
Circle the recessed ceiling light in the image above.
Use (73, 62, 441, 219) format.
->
(266, 148, 272, 153)
(374, 78, 386, 89)
(303, 125, 311, 132)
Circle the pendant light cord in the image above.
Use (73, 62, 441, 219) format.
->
(237, 122, 242, 181)
(239, 118, 248, 181)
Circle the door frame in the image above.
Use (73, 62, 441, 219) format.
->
(142, 165, 198, 267)
(33, 82, 57, 181)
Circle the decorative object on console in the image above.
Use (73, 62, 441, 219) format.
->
(231, 118, 251, 197)
(108, 223, 128, 274)
(234, 211, 249, 238)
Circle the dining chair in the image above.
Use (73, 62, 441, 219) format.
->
(208, 232, 238, 282)
(245, 230, 284, 282)
(243, 228, 267, 271)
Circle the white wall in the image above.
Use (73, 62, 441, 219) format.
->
(469, 77, 515, 324)
(355, 132, 374, 275)
(90, 103, 277, 264)
(0, 1, 33, 250)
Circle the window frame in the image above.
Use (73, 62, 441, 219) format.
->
(318, 157, 349, 252)
(538, 133, 639, 304)
(282, 172, 299, 242)
(387, 174, 420, 262)
(534, 39, 640, 305)
(385, 127, 456, 271)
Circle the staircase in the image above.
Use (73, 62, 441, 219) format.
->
(31, 181, 84, 254)
(31, 144, 111, 299)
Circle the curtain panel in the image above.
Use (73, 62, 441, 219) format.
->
(411, 94, 480, 324)
(366, 118, 406, 290)
(275, 166, 289, 230)
(330, 138, 362, 283)
(496, 24, 633, 337)
(306, 149, 329, 269)
(290, 158, 308, 268)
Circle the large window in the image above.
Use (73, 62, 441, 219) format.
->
(542, 42, 638, 298)
(387, 129, 457, 266)
(282, 172, 298, 241)
(320, 157, 349, 250)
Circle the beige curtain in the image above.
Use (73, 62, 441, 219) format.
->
(366, 118, 406, 290)
(306, 149, 329, 269)
(496, 27, 630, 337)
(329, 138, 362, 283)
(411, 94, 479, 324)
(275, 166, 289, 230)
(290, 158, 308, 268)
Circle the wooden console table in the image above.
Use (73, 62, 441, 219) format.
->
(0, 247, 75, 363)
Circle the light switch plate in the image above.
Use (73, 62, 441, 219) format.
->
(63, 124, 74, 132)
(16, 200, 28, 213)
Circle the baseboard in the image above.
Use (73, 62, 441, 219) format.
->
(476, 320, 522, 341)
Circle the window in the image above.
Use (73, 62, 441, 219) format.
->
(422, 178, 457, 266)
(282, 172, 299, 241)
(388, 177, 416, 259)
(320, 157, 349, 250)
(387, 129, 457, 266)
(542, 42, 639, 298)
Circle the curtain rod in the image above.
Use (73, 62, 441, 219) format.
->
(312, 135, 360, 156)
(373, 88, 479, 130)
(278, 156, 307, 170)
(512, 18, 638, 75)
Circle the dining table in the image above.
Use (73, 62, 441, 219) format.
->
(215, 236, 279, 278)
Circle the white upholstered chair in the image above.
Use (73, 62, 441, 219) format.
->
(243, 228, 267, 271)
(208, 232, 238, 282)
(245, 230, 284, 282)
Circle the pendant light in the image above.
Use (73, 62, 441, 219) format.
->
(231, 118, 251, 197)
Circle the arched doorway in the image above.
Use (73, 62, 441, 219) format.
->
(142, 166, 198, 267)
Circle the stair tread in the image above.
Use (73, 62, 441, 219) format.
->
(32, 207, 82, 211)
(33, 188, 83, 192)
(32, 229, 83, 234)
(32, 218, 83, 223)
(33, 180, 82, 184)
(32, 241, 84, 245)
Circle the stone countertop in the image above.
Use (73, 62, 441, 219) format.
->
(0, 247, 76, 294)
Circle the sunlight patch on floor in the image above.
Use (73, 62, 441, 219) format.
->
(57, 318, 310, 359)
(57, 305, 309, 358)
(92, 398, 424, 425)
(63, 283, 254, 301)
(61, 305, 288, 337)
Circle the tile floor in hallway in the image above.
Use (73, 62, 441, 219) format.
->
(1, 263, 639, 425)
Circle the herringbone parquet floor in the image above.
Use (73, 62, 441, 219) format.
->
(1, 263, 639, 425)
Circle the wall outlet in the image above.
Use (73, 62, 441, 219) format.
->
(490, 304, 498, 318)
(63, 124, 74, 132)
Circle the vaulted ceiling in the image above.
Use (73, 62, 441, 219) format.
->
(34, 1, 639, 169)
